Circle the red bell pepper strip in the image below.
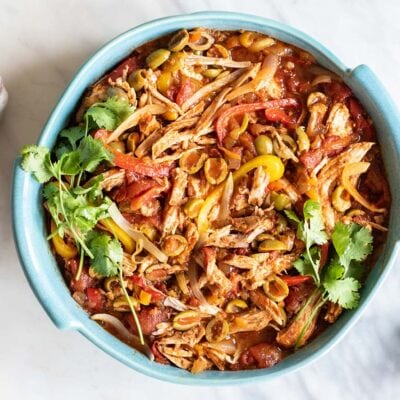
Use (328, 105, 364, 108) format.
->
(264, 108, 297, 125)
(281, 275, 313, 286)
(86, 287, 103, 310)
(113, 152, 173, 177)
(176, 76, 196, 106)
(215, 98, 299, 143)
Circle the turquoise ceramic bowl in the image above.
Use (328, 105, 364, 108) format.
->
(12, 12, 400, 385)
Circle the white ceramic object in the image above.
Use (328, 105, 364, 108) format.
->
(0, 76, 8, 118)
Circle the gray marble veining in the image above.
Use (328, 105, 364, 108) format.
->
(1, 1, 399, 399)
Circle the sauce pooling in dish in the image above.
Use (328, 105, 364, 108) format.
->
(21, 28, 390, 372)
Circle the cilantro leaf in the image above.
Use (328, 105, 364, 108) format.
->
(332, 222, 373, 269)
(77, 136, 113, 172)
(293, 246, 320, 281)
(87, 231, 123, 277)
(57, 150, 82, 175)
(84, 96, 134, 131)
(99, 97, 134, 122)
(85, 106, 117, 131)
(20, 145, 54, 183)
(323, 276, 361, 309)
(54, 126, 85, 158)
(284, 209, 300, 223)
(300, 200, 328, 247)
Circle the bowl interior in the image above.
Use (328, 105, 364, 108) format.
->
(12, 11, 400, 385)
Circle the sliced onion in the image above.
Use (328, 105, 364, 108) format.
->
(92, 313, 154, 361)
(187, 261, 219, 316)
(226, 53, 279, 101)
(185, 55, 251, 69)
(342, 162, 386, 213)
(181, 69, 244, 112)
(164, 296, 188, 311)
(218, 172, 234, 222)
(109, 203, 168, 262)
(203, 339, 236, 355)
(311, 74, 332, 86)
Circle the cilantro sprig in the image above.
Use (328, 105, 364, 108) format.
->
(20, 95, 142, 343)
(286, 200, 328, 284)
(286, 200, 373, 310)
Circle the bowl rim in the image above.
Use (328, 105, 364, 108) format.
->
(12, 11, 400, 385)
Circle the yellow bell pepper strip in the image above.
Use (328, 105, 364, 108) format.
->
(197, 155, 285, 236)
(100, 218, 135, 254)
(215, 98, 299, 143)
(50, 221, 78, 259)
(342, 162, 386, 213)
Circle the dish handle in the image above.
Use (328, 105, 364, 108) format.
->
(347, 64, 400, 244)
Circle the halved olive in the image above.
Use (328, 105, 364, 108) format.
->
(179, 150, 207, 174)
(205, 318, 229, 343)
(270, 192, 291, 211)
(104, 276, 120, 292)
(173, 310, 201, 331)
(107, 86, 129, 101)
(113, 296, 139, 311)
(259, 239, 287, 252)
(204, 158, 228, 185)
(164, 52, 186, 72)
(161, 234, 188, 257)
(239, 31, 256, 48)
(225, 299, 248, 313)
(202, 68, 222, 79)
(263, 275, 289, 302)
(128, 69, 147, 91)
(146, 49, 171, 70)
(168, 29, 189, 52)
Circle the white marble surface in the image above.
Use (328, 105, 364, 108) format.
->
(1, 0, 400, 398)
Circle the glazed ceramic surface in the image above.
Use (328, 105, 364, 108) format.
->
(12, 11, 400, 385)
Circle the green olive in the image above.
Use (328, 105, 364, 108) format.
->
(128, 69, 147, 91)
(113, 296, 139, 311)
(202, 68, 222, 79)
(255, 134, 273, 155)
(106, 86, 129, 102)
(146, 49, 171, 70)
(168, 29, 189, 52)
(259, 239, 287, 252)
(263, 275, 289, 302)
(270, 191, 291, 211)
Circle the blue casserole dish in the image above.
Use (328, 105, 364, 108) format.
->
(12, 11, 400, 385)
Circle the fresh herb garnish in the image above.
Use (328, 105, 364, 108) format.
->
(286, 200, 328, 284)
(84, 96, 134, 131)
(87, 231, 123, 277)
(287, 200, 373, 310)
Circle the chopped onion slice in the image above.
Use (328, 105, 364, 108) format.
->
(187, 261, 220, 315)
(342, 162, 386, 213)
(92, 313, 154, 361)
(109, 203, 168, 262)
(164, 296, 188, 311)
(311, 74, 332, 86)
